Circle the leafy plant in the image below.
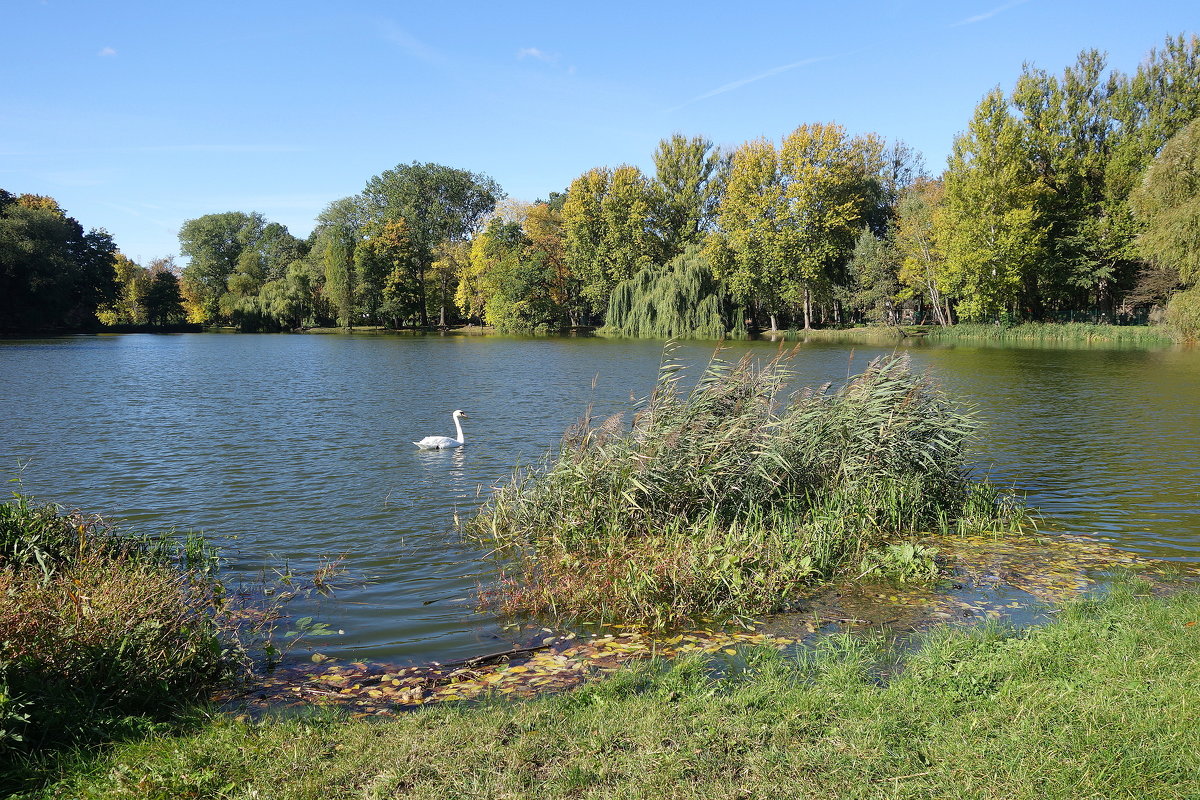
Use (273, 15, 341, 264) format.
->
(858, 541, 942, 584)
(0, 493, 245, 758)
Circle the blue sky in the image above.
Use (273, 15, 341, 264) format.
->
(3, 1, 1196, 264)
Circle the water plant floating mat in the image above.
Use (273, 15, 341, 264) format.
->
(215, 532, 1196, 719)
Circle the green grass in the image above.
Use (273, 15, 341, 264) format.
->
(465, 348, 1027, 627)
(23, 579, 1200, 799)
(926, 321, 1176, 345)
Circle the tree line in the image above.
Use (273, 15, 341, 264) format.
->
(0, 190, 186, 332)
(3, 34, 1198, 337)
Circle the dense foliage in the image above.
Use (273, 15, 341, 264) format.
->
(4, 34, 1198, 336)
(466, 349, 1026, 626)
(0, 192, 117, 332)
(0, 496, 240, 761)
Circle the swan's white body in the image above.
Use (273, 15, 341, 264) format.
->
(414, 410, 467, 449)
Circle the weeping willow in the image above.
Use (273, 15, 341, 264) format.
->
(603, 245, 741, 339)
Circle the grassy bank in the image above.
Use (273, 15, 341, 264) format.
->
(0, 495, 244, 778)
(27, 579, 1200, 799)
(924, 321, 1177, 345)
(466, 349, 1026, 627)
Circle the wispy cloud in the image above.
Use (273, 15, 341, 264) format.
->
(380, 21, 445, 65)
(949, 0, 1033, 27)
(666, 55, 833, 113)
(517, 47, 558, 63)
(98, 46, 117, 57)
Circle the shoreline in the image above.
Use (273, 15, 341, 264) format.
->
(28, 575, 1200, 799)
(216, 530, 1191, 719)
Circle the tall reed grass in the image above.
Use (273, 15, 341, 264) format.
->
(0, 494, 242, 757)
(927, 321, 1175, 344)
(466, 348, 1028, 627)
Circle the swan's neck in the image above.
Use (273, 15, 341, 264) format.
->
(453, 415, 465, 443)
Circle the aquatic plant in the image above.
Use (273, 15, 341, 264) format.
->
(466, 347, 1027, 626)
(927, 321, 1175, 344)
(858, 541, 942, 584)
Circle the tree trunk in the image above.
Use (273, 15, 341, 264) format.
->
(803, 288, 812, 330)
(928, 284, 948, 326)
(417, 263, 429, 328)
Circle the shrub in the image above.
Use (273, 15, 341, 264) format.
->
(0, 495, 239, 755)
(467, 348, 1027, 626)
(1166, 286, 1200, 340)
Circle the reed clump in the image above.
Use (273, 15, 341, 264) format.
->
(467, 348, 1027, 627)
(0, 494, 242, 757)
(927, 321, 1175, 344)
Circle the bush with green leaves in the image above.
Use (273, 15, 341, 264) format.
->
(0, 494, 240, 756)
(467, 348, 1027, 626)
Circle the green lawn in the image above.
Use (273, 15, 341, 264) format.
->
(21, 579, 1200, 800)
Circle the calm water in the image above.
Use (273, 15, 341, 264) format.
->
(1, 333, 1198, 663)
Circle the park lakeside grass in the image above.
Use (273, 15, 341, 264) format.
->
(925, 320, 1177, 345)
(770, 321, 1178, 346)
(25, 578, 1200, 800)
(465, 347, 1027, 627)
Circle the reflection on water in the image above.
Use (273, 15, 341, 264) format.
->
(0, 333, 1197, 663)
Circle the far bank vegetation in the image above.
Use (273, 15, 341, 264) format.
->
(5, 36, 1199, 339)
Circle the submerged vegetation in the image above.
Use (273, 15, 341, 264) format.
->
(0, 494, 243, 768)
(466, 348, 1027, 626)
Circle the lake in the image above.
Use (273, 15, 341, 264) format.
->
(1, 332, 1197, 664)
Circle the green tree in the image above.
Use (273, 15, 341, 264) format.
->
(355, 219, 415, 326)
(563, 165, 660, 317)
(143, 264, 185, 327)
(310, 197, 369, 329)
(1129, 117, 1200, 337)
(846, 229, 900, 324)
(179, 212, 307, 327)
(523, 201, 580, 326)
(604, 244, 730, 339)
(938, 90, 1049, 321)
(894, 179, 952, 325)
(706, 138, 785, 330)
(97, 253, 152, 325)
(0, 190, 117, 331)
(710, 125, 884, 330)
(1129, 117, 1200, 286)
(361, 162, 501, 327)
(430, 239, 469, 327)
(259, 260, 318, 330)
(651, 134, 726, 259)
(777, 122, 885, 328)
(562, 168, 611, 314)
(178, 212, 266, 323)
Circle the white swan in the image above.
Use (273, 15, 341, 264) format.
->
(414, 410, 468, 449)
